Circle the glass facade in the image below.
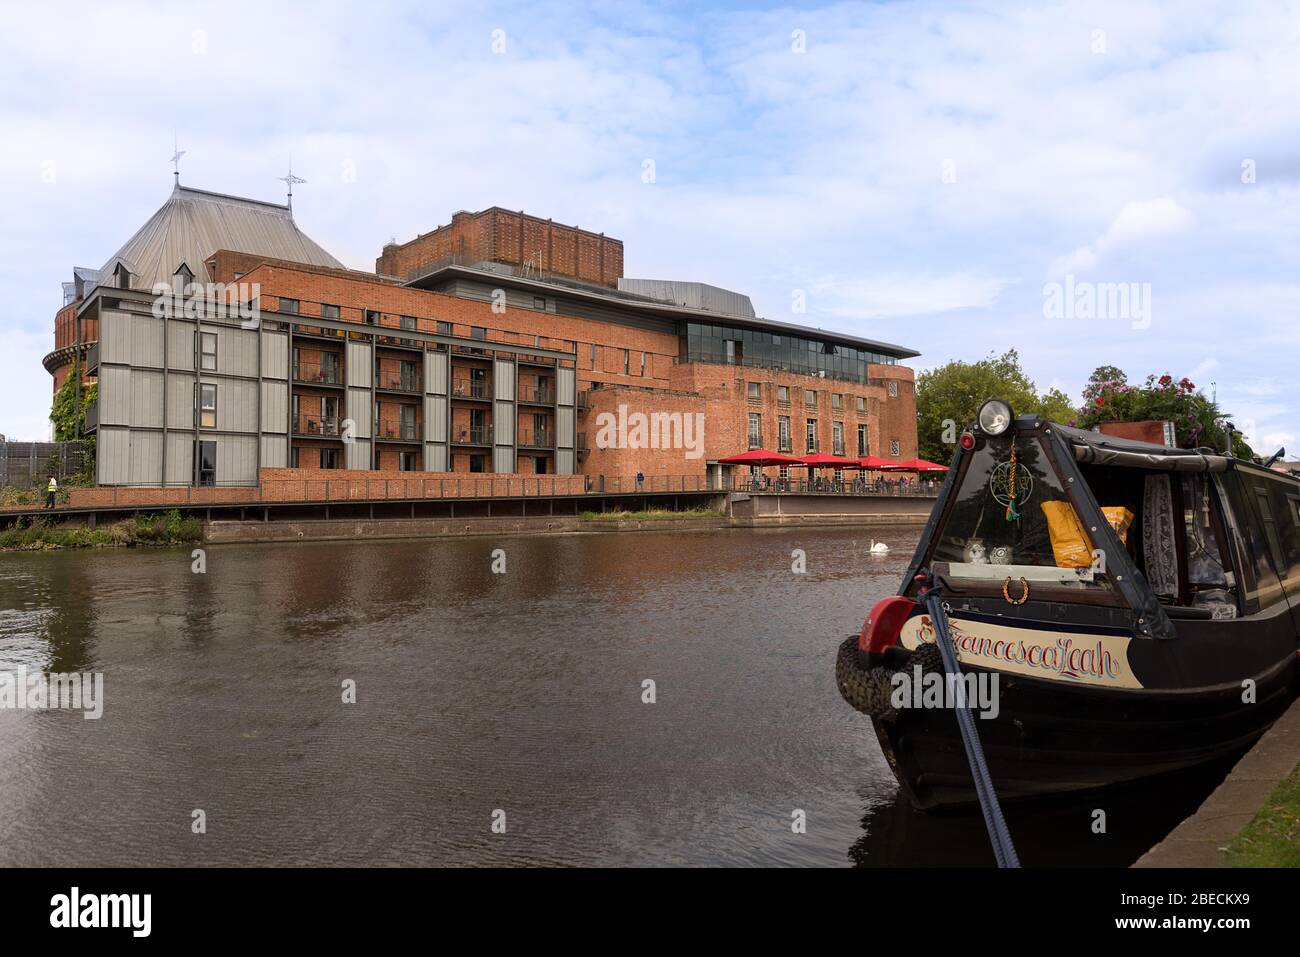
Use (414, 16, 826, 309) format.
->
(679, 321, 899, 384)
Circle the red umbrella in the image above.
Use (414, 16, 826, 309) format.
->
(718, 449, 805, 468)
(857, 455, 895, 470)
(888, 457, 949, 473)
(799, 453, 861, 469)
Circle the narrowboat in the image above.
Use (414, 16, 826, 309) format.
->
(837, 399, 1300, 809)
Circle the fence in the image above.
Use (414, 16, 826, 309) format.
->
(0, 441, 85, 487)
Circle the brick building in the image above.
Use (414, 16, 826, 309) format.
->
(46, 181, 919, 488)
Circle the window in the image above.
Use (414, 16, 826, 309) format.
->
(173, 264, 194, 295)
(832, 393, 843, 411)
(400, 315, 417, 331)
(890, 439, 900, 456)
(590, 343, 598, 369)
(747, 381, 762, 400)
(778, 416, 791, 452)
(640, 352, 646, 375)
(534, 296, 547, 310)
(857, 424, 869, 456)
(806, 419, 817, 453)
(623, 349, 630, 375)
(196, 383, 217, 428)
(471, 326, 486, 340)
(400, 404, 417, 440)
(748, 413, 762, 449)
(320, 352, 340, 383)
(321, 303, 340, 319)
(279, 298, 299, 315)
(856, 396, 866, 413)
(320, 448, 340, 470)
(364, 309, 379, 325)
(805, 389, 817, 407)
(469, 454, 487, 473)
(833, 422, 844, 455)
(437, 320, 452, 335)
(777, 385, 790, 404)
(399, 451, 418, 471)
(888, 381, 899, 397)
(195, 440, 216, 486)
(399, 359, 419, 391)
(197, 332, 217, 371)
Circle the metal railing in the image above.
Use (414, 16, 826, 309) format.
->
(293, 359, 343, 385)
(519, 386, 552, 404)
(378, 423, 420, 441)
(453, 425, 494, 445)
(518, 430, 554, 449)
(377, 369, 421, 392)
(452, 379, 491, 399)
(729, 474, 941, 496)
(4, 471, 944, 515)
(294, 413, 340, 437)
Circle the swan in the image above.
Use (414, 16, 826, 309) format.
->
(869, 539, 890, 554)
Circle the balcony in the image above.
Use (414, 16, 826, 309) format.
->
(452, 425, 494, 446)
(519, 430, 554, 449)
(86, 342, 99, 374)
(376, 362, 421, 393)
(294, 413, 340, 438)
(377, 423, 421, 444)
(518, 386, 552, 405)
(293, 359, 343, 387)
(84, 400, 98, 433)
(452, 379, 491, 400)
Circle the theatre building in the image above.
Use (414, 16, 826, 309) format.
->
(46, 185, 919, 488)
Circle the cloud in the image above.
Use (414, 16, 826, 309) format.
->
(0, 0, 1297, 450)
(1050, 198, 1194, 275)
(807, 272, 1011, 321)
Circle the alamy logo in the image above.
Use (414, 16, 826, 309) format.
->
(890, 666, 1000, 719)
(593, 403, 705, 459)
(0, 667, 103, 719)
(151, 280, 262, 328)
(1042, 275, 1151, 329)
(50, 887, 151, 937)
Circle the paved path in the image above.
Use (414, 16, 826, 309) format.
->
(1134, 692, 1300, 867)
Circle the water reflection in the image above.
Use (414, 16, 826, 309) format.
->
(0, 528, 1225, 867)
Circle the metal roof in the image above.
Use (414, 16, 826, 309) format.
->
(95, 184, 342, 291)
(408, 263, 920, 360)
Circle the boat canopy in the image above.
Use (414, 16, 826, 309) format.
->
(1050, 423, 1231, 473)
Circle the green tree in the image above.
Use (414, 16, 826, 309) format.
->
(1082, 365, 1127, 405)
(50, 361, 96, 441)
(914, 349, 1073, 462)
(49, 361, 97, 483)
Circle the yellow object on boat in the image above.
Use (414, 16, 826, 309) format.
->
(1041, 501, 1093, 568)
(1101, 506, 1135, 545)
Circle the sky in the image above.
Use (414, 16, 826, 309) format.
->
(2, 0, 1298, 450)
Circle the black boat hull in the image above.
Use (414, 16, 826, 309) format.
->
(867, 650, 1297, 810)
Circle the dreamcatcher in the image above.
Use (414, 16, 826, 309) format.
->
(988, 445, 1032, 521)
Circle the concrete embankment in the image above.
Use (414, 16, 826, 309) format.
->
(204, 507, 930, 544)
(1133, 694, 1300, 868)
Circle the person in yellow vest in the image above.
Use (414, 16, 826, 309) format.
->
(44, 475, 58, 510)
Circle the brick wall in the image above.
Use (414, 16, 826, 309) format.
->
(375, 207, 623, 287)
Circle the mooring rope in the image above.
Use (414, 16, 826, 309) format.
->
(917, 569, 1021, 868)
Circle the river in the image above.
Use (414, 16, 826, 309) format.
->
(0, 527, 1225, 866)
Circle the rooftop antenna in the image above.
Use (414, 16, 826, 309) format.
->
(278, 157, 306, 212)
(170, 132, 186, 187)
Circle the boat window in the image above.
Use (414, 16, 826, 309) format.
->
(1216, 473, 1279, 613)
(1182, 475, 1228, 587)
(927, 433, 1120, 602)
